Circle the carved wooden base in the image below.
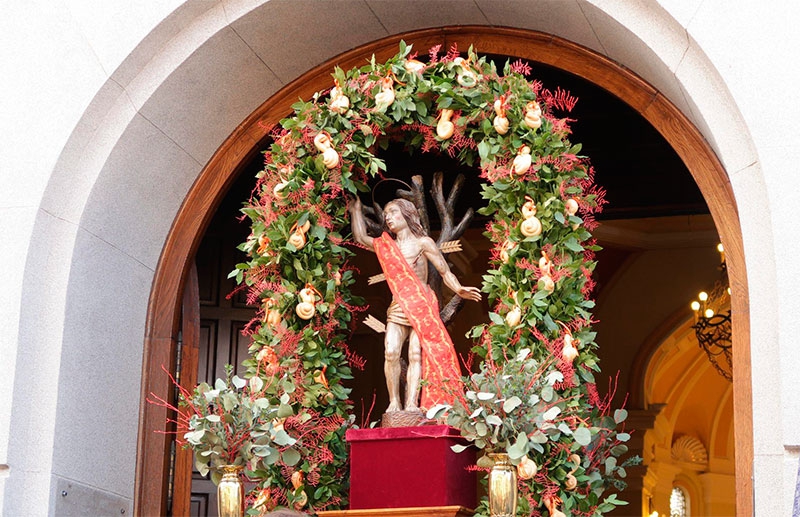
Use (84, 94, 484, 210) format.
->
(381, 409, 426, 428)
(319, 506, 474, 517)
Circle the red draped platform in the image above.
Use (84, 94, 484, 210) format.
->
(341, 425, 477, 512)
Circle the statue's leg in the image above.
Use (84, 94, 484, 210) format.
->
(404, 329, 422, 411)
(384, 322, 408, 412)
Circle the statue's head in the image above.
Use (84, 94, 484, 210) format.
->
(384, 198, 426, 238)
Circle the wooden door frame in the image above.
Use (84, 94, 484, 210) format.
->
(134, 26, 752, 515)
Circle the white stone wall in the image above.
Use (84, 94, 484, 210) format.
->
(1, 0, 797, 514)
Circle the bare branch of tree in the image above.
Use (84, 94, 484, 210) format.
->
(427, 172, 475, 326)
(439, 296, 467, 326)
(431, 172, 474, 245)
(362, 202, 384, 237)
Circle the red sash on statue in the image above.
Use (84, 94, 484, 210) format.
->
(373, 232, 461, 409)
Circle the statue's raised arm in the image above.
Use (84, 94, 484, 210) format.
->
(348, 196, 374, 250)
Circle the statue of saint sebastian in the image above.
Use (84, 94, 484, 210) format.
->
(350, 196, 481, 414)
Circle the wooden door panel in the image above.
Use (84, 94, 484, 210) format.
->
(230, 321, 251, 377)
(170, 208, 256, 515)
(172, 264, 200, 517)
(197, 320, 218, 384)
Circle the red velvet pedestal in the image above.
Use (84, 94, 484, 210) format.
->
(344, 425, 476, 510)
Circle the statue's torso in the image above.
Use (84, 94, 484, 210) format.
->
(396, 237, 428, 284)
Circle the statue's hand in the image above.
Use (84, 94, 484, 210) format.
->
(458, 286, 482, 303)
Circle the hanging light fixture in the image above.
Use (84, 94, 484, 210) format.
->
(689, 243, 732, 381)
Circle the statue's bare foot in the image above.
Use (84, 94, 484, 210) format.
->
(386, 402, 402, 412)
(405, 405, 419, 413)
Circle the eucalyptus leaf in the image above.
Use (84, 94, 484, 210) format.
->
(231, 375, 247, 389)
(485, 414, 503, 426)
(185, 429, 205, 444)
(530, 430, 548, 444)
(506, 443, 527, 461)
(252, 445, 276, 458)
(281, 377, 296, 394)
(426, 404, 450, 420)
(273, 429, 297, 447)
(221, 392, 239, 412)
(282, 448, 301, 466)
(253, 397, 271, 410)
(605, 456, 617, 475)
(611, 444, 629, 456)
(545, 371, 564, 385)
(515, 348, 531, 361)
(248, 375, 264, 392)
(542, 406, 561, 421)
(541, 386, 554, 402)
(277, 404, 294, 418)
(502, 396, 522, 413)
(506, 431, 529, 460)
(196, 459, 210, 477)
(476, 455, 494, 468)
(573, 426, 592, 446)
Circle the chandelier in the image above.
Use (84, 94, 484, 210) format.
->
(689, 243, 732, 381)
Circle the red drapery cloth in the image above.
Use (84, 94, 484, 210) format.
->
(373, 233, 461, 409)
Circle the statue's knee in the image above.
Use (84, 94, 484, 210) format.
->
(407, 349, 421, 363)
(385, 348, 401, 362)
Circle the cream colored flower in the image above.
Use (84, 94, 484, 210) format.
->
(517, 455, 538, 480)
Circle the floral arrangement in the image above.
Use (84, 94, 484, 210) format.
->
(147, 365, 294, 484)
(430, 347, 637, 515)
(206, 40, 636, 514)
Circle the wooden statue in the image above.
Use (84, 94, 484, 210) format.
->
(349, 173, 480, 426)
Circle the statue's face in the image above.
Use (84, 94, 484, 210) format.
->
(384, 203, 408, 233)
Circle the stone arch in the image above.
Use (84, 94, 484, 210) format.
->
(9, 3, 762, 516)
(135, 26, 752, 514)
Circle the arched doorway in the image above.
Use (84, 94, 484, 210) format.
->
(135, 27, 750, 515)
